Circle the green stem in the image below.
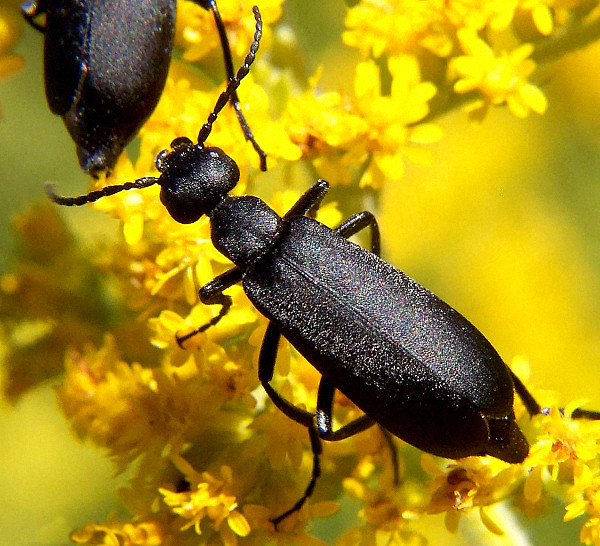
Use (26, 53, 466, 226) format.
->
(531, 13, 600, 65)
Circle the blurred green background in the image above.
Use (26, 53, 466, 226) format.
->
(1, 0, 600, 544)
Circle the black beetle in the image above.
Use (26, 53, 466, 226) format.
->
(45, 6, 600, 527)
(22, 0, 266, 174)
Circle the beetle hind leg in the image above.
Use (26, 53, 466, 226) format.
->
(510, 368, 600, 420)
(269, 427, 323, 528)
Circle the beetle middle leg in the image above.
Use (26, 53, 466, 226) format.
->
(332, 211, 402, 481)
(334, 210, 381, 255)
(176, 267, 242, 347)
(259, 322, 377, 526)
(282, 179, 381, 256)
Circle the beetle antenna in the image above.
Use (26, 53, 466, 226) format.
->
(208, 0, 267, 171)
(196, 6, 262, 147)
(45, 177, 158, 206)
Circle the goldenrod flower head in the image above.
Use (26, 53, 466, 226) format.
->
(160, 460, 251, 543)
(284, 57, 441, 188)
(423, 454, 524, 534)
(176, 0, 284, 61)
(343, 0, 449, 58)
(451, 28, 547, 118)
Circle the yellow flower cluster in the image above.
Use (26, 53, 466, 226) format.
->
(342, 0, 589, 121)
(2, 0, 600, 545)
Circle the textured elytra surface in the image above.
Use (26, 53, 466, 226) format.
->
(42, 0, 175, 172)
(242, 216, 521, 460)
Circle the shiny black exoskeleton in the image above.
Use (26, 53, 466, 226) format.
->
(45, 6, 600, 527)
(22, 0, 266, 174)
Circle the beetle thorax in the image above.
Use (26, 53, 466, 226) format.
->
(210, 196, 283, 268)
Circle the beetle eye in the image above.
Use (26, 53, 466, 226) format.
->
(170, 136, 193, 149)
(155, 149, 170, 172)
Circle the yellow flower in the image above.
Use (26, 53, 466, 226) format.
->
(353, 56, 441, 187)
(423, 454, 525, 534)
(176, 0, 284, 61)
(71, 516, 163, 546)
(343, 0, 452, 58)
(450, 28, 548, 118)
(338, 475, 427, 545)
(442, 0, 516, 31)
(526, 404, 600, 479)
(284, 56, 440, 188)
(160, 461, 251, 545)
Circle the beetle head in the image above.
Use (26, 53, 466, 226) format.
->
(156, 138, 240, 224)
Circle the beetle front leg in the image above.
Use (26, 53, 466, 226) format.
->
(176, 267, 242, 347)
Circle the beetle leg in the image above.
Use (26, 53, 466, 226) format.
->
(283, 179, 330, 220)
(379, 426, 401, 486)
(260, 325, 387, 525)
(270, 426, 322, 529)
(510, 368, 600, 420)
(316, 377, 399, 484)
(315, 376, 375, 440)
(508, 369, 542, 416)
(259, 322, 314, 427)
(334, 210, 381, 256)
(197, 0, 267, 170)
(176, 267, 242, 347)
(259, 322, 322, 526)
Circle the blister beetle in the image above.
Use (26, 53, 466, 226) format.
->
(45, 6, 600, 527)
(22, 0, 266, 174)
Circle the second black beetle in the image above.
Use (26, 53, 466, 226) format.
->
(22, 0, 266, 174)
(45, 6, 600, 527)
